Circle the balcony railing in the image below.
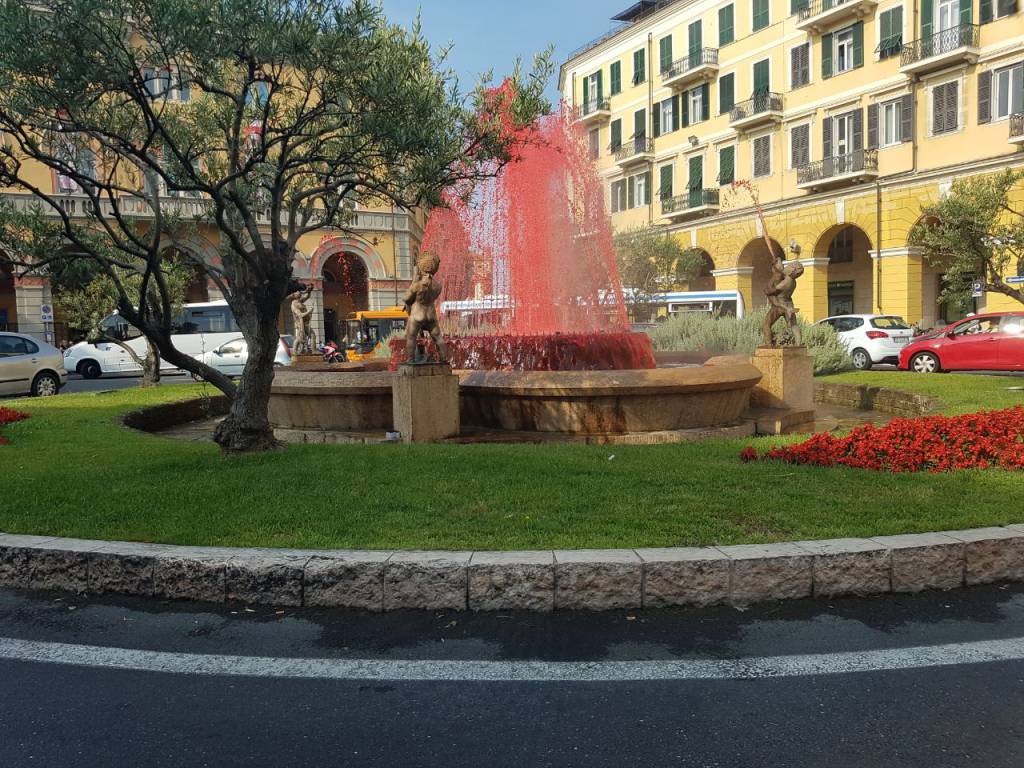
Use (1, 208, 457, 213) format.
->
(900, 23, 979, 68)
(662, 49, 719, 80)
(796, 149, 878, 186)
(614, 137, 655, 163)
(581, 99, 611, 117)
(729, 92, 783, 124)
(796, 0, 867, 20)
(662, 188, 719, 216)
(1010, 113, 1024, 142)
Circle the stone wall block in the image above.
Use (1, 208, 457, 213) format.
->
(554, 550, 643, 610)
(304, 552, 392, 610)
(637, 548, 731, 608)
(469, 551, 555, 612)
(719, 543, 813, 605)
(871, 533, 965, 593)
(946, 528, 1024, 586)
(384, 552, 472, 611)
(795, 538, 892, 597)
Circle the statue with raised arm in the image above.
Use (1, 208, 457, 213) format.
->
(762, 249, 804, 347)
(287, 284, 316, 355)
(403, 251, 447, 363)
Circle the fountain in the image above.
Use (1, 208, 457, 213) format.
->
(269, 98, 762, 443)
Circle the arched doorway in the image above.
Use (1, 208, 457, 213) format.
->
(737, 237, 782, 309)
(322, 252, 369, 343)
(814, 225, 873, 316)
(0, 259, 16, 331)
(687, 250, 716, 292)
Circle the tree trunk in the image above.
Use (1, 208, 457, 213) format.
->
(213, 307, 282, 453)
(141, 340, 161, 388)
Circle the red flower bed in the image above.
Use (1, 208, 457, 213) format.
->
(0, 407, 29, 446)
(743, 406, 1024, 473)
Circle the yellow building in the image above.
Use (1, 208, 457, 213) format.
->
(562, 0, 1024, 325)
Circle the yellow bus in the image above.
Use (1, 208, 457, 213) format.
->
(344, 307, 407, 362)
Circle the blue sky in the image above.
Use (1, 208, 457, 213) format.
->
(380, 1, 630, 103)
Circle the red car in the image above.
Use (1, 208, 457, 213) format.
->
(899, 311, 1024, 373)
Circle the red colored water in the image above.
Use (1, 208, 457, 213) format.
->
(388, 332, 656, 372)
(411, 96, 653, 371)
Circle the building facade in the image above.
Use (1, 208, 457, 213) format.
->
(562, 0, 1024, 325)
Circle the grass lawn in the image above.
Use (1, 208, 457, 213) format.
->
(1, 371, 1022, 551)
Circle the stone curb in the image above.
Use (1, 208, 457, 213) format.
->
(2, 526, 1023, 611)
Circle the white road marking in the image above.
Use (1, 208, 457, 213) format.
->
(1, 635, 1024, 682)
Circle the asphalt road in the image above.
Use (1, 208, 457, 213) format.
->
(2, 585, 1024, 767)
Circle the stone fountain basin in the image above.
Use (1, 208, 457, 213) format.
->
(458, 361, 761, 434)
(269, 359, 762, 436)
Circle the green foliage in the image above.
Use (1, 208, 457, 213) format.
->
(648, 307, 852, 375)
(911, 169, 1024, 309)
(614, 226, 706, 318)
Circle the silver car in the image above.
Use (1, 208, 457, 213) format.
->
(0, 332, 68, 397)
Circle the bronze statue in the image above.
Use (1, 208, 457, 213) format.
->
(287, 284, 316, 355)
(403, 251, 447, 363)
(762, 250, 804, 347)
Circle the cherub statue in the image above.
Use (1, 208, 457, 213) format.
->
(762, 250, 804, 347)
(403, 251, 447, 363)
(287, 284, 316, 355)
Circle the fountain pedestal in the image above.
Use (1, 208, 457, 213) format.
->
(749, 346, 816, 434)
(392, 363, 460, 444)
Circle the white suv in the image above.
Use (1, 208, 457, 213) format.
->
(816, 314, 915, 370)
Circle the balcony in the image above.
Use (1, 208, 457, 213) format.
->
(796, 149, 878, 190)
(1010, 113, 1024, 145)
(899, 24, 979, 76)
(729, 92, 784, 132)
(661, 188, 720, 220)
(614, 137, 655, 167)
(576, 99, 611, 126)
(795, 0, 878, 33)
(661, 49, 719, 90)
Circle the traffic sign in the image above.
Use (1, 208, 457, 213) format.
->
(39, 304, 54, 322)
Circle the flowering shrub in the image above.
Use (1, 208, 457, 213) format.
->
(0, 407, 29, 446)
(743, 406, 1024, 473)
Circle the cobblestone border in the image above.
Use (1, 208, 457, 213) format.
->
(3, 526, 1023, 611)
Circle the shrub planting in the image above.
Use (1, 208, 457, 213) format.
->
(0, 407, 29, 445)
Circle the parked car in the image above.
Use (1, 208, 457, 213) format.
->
(0, 332, 68, 397)
(899, 312, 1024, 373)
(195, 335, 293, 378)
(815, 314, 915, 370)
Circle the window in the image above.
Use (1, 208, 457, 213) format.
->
(790, 123, 810, 168)
(610, 61, 622, 95)
(881, 98, 903, 146)
(753, 134, 771, 177)
(247, 81, 270, 107)
(835, 27, 854, 74)
(631, 172, 649, 207)
(752, 0, 769, 31)
(587, 75, 599, 106)
(828, 228, 856, 262)
(994, 63, 1024, 120)
(719, 4, 735, 45)
(791, 43, 810, 88)
(633, 49, 646, 85)
(877, 6, 904, 60)
(689, 88, 704, 124)
(981, 0, 1018, 22)
(610, 179, 627, 213)
(659, 164, 674, 200)
(718, 145, 736, 184)
(719, 73, 735, 114)
(0, 336, 32, 356)
(659, 96, 675, 135)
(659, 35, 674, 73)
(142, 67, 171, 98)
(932, 80, 959, 134)
(610, 119, 622, 151)
(588, 129, 600, 160)
(936, 0, 960, 33)
(832, 112, 854, 156)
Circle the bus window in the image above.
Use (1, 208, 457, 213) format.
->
(100, 314, 141, 341)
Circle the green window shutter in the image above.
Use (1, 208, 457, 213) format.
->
(701, 83, 710, 121)
(582, 75, 590, 112)
(822, 32, 833, 79)
(718, 146, 735, 184)
(921, 0, 933, 39)
(980, 0, 993, 22)
(754, 59, 770, 93)
(879, 11, 891, 50)
(634, 49, 646, 84)
(852, 21, 864, 68)
(653, 102, 662, 138)
(682, 89, 690, 127)
(660, 36, 673, 72)
(978, 70, 992, 123)
(628, 177, 635, 209)
(719, 5, 734, 45)
(634, 108, 646, 139)
(688, 155, 703, 191)
(901, 93, 914, 142)
(719, 73, 735, 113)
(596, 71, 604, 104)
(660, 164, 673, 200)
(610, 61, 621, 94)
(610, 119, 622, 150)
(867, 102, 878, 148)
(791, 0, 810, 13)
(672, 94, 681, 131)
(688, 21, 702, 66)
(960, 0, 972, 25)
(753, 0, 769, 30)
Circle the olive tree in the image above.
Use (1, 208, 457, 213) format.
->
(0, 0, 551, 451)
(911, 169, 1024, 311)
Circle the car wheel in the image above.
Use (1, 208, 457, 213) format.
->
(851, 348, 872, 370)
(31, 372, 60, 397)
(79, 360, 102, 379)
(911, 352, 940, 374)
